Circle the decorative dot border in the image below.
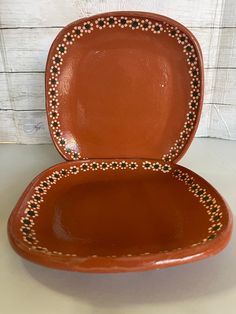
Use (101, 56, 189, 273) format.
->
(20, 160, 223, 258)
(47, 15, 201, 161)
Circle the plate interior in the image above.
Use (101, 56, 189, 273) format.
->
(8, 160, 229, 268)
(46, 13, 203, 162)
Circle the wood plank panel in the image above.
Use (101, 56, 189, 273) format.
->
(0, 73, 44, 110)
(0, 111, 17, 142)
(195, 103, 211, 137)
(1, 103, 236, 143)
(0, 110, 50, 143)
(218, 28, 236, 68)
(209, 103, 236, 140)
(0, 27, 230, 72)
(208, 68, 236, 105)
(0, 0, 226, 28)
(1, 0, 236, 143)
(2, 69, 236, 110)
(0, 28, 59, 72)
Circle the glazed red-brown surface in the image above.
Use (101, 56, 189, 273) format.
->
(46, 12, 203, 162)
(8, 12, 232, 273)
(8, 160, 232, 272)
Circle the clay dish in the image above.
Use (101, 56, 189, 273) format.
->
(8, 12, 233, 272)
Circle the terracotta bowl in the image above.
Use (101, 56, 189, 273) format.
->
(8, 159, 232, 272)
(8, 12, 233, 272)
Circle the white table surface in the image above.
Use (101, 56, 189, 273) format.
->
(0, 138, 236, 314)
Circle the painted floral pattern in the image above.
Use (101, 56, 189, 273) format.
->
(20, 161, 223, 257)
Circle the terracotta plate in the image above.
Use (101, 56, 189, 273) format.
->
(46, 12, 203, 162)
(8, 159, 232, 272)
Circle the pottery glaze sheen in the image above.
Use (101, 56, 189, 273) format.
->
(8, 12, 233, 273)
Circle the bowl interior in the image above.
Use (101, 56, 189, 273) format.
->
(34, 169, 210, 256)
(8, 160, 230, 271)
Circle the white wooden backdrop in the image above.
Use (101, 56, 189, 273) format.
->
(0, 0, 236, 143)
